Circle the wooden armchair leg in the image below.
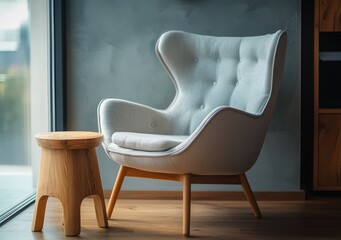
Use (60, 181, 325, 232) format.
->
(182, 174, 191, 237)
(239, 173, 262, 218)
(107, 165, 127, 218)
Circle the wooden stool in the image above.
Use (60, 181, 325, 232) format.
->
(31, 131, 108, 236)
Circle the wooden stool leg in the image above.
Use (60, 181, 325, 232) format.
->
(87, 148, 108, 227)
(93, 195, 108, 228)
(31, 195, 48, 232)
(61, 200, 81, 236)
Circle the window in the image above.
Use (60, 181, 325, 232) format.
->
(0, 0, 49, 225)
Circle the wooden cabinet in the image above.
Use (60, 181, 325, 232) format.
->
(314, 0, 341, 190)
(318, 114, 341, 187)
(319, 0, 341, 31)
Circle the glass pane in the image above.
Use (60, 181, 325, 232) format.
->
(0, 0, 34, 221)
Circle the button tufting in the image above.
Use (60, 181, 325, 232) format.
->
(200, 104, 205, 109)
(235, 81, 239, 86)
(212, 81, 217, 86)
(151, 121, 158, 128)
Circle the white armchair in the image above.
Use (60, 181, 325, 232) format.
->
(97, 30, 287, 237)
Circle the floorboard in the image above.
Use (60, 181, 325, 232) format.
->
(0, 197, 341, 239)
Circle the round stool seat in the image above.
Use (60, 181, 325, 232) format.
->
(35, 131, 103, 149)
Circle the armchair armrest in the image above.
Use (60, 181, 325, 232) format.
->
(97, 98, 175, 147)
(171, 106, 272, 174)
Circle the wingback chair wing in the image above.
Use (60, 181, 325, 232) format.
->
(97, 30, 287, 237)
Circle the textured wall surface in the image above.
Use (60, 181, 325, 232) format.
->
(66, 0, 301, 191)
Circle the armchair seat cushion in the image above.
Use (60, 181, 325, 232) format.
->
(112, 132, 188, 151)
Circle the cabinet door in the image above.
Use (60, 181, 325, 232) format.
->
(318, 114, 341, 188)
(320, 0, 341, 31)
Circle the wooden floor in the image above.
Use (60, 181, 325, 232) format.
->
(1, 197, 341, 239)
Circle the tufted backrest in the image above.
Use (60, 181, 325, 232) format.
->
(156, 30, 285, 134)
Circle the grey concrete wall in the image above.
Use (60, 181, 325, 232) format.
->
(66, 0, 301, 191)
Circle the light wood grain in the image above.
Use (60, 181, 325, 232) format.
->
(2, 197, 341, 239)
(35, 131, 103, 149)
(106, 165, 127, 218)
(32, 131, 108, 236)
(181, 174, 191, 237)
(106, 166, 261, 237)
